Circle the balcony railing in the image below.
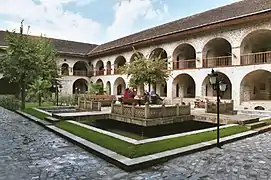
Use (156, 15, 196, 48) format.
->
(106, 69, 112, 75)
(96, 69, 105, 76)
(241, 51, 271, 65)
(173, 59, 196, 70)
(203, 56, 232, 68)
(73, 70, 93, 77)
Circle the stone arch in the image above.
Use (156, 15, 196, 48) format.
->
(106, 61, 112, 75)
(0, 77, 19, 95)
(73, 61, 88, 76)
(114, 56, 126, 74)
(96, 60, 105, 76)
(201, 72, 232, 99)
(173, 74, 195, 98)
(240, 29, 271, 65)
(172, 43, 196, 69)
(61, 63, 69, 76)
(114, 77, 126, 95)
(240, 70, 271, 102)
(130, 52, 144, 63)
(202, 38, 232, 67)
(149, 48, 167, 60)
(106, 81, 111, 95)
(73, 78, 88, 94)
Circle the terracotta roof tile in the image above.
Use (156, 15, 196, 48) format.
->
(89, 0, 271, 55)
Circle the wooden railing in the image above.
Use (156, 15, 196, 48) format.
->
(173, 59, 196, 70)
(106, 68, 112, 75)
(241, 51, 271, 65)
(203, 56, 232, 68)
(73, 70, 94, 77)
(95, 69, 105, 76)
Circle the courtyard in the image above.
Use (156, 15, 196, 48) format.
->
(0, 107, 270, 180)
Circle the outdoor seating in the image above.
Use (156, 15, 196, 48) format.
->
(119, 97, 146, 106)
(89, 95, 116, 106)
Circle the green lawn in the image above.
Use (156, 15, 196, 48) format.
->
(25, 102, 54, 109)
(56, 121, 248, 158)
(264, 119, 271, 125)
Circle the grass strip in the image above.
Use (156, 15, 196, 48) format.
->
(263, 119, 271, 125)
(56, 121, 248, 158)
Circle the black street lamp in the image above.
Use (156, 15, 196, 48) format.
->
(208, 69, 227, 148)
(53, 84, 62, 106)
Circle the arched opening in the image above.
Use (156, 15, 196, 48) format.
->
(150, 48, 167, 60)
(240, 70, 271, 102)
(73, 79, 88, 94)
(130, 52, 144, 63)
(73, 61, 88, 76)
(106, 61, 112, 75)
(173, 74, 196, 98)
(172, 44, 196, 69)
(156, 81, 167, 97)
(202, 38, 232, 68)
(0, 77, 19, 95)
(96, 60, 105, 76)
(240, 29, 271, 65)
(114, 56, 126, 74)
(106, 81, 111, 95)
(202, 72, 232, 99)
(61, 63, 69, 76)
(114, 77, 126, 95)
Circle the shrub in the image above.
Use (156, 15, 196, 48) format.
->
(0, 95, 21, 111)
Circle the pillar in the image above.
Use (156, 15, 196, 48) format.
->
(196, 52, 203, 68)
(166, 77, 174, 103)
(232, 47, 241, 65)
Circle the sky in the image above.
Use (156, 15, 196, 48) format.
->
(0, 0, 240, 44)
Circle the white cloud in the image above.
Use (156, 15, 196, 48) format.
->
(106, 0, 168, 41)
(0, 0, 101, 43)
(0, 0, 168, 44)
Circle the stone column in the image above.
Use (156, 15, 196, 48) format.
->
(232, 47, 241, 65)
(166, 77, 174, 104)
(196, 52, 203, 68)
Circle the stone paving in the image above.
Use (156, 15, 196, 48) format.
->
(0, 107, 270, 180)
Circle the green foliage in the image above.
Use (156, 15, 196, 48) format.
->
(88, 83, 104, 95)
(118, 49, 171, 87)
(28, 77, 52, 106)
(0, 95, 20, 111)
(0, 21, 58, 109)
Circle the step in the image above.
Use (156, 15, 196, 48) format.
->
(240, 118, 259, 125)
(254, 124, 271, 133)
(246, 121, 266, 130)
(45, 116, 61, 123)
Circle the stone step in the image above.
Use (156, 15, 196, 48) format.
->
(246, 121, 266, 130)
(254, 124, 271, 133)
(45, 116, 61, 123)
(240, 118, 259, 125)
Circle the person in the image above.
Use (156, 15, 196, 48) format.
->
(149, 88, 163, 104)
(129, 87, 135, 98)
(123, 88, 130, 99)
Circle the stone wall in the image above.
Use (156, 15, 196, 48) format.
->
(206, 100, 234, 115)
(111, 103, 190, 119)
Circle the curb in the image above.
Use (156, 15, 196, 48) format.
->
(16, 110, 270, 172)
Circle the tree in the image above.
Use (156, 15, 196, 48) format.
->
(28, 77, 52, 106)
(0, 20, 58, 109)
(118, 49, 171, 95)
(88, 82, 104, 95)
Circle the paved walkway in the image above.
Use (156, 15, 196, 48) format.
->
(0, 107, 270, 180)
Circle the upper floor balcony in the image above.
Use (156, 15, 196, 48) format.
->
(173, 59, 196, 70)
(203, 56, 232, 68)
(241, 51, 271, 66)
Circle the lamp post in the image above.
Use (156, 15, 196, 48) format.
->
(53, 84, 62, 106)
(208, 69, 227, 148)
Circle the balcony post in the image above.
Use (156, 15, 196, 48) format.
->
(232, 47, 241, 65)
(196, 52, 203, 68)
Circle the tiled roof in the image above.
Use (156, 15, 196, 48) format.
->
(88, 0, 271, 55)
(0, 30, 97, 56)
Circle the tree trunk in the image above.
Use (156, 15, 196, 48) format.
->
(137, 84, 144, 96)
(21, 82, 26, 110)
(38, 93, 41, 106)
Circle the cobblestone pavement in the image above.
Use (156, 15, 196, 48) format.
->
(0, 107, 270, 180)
